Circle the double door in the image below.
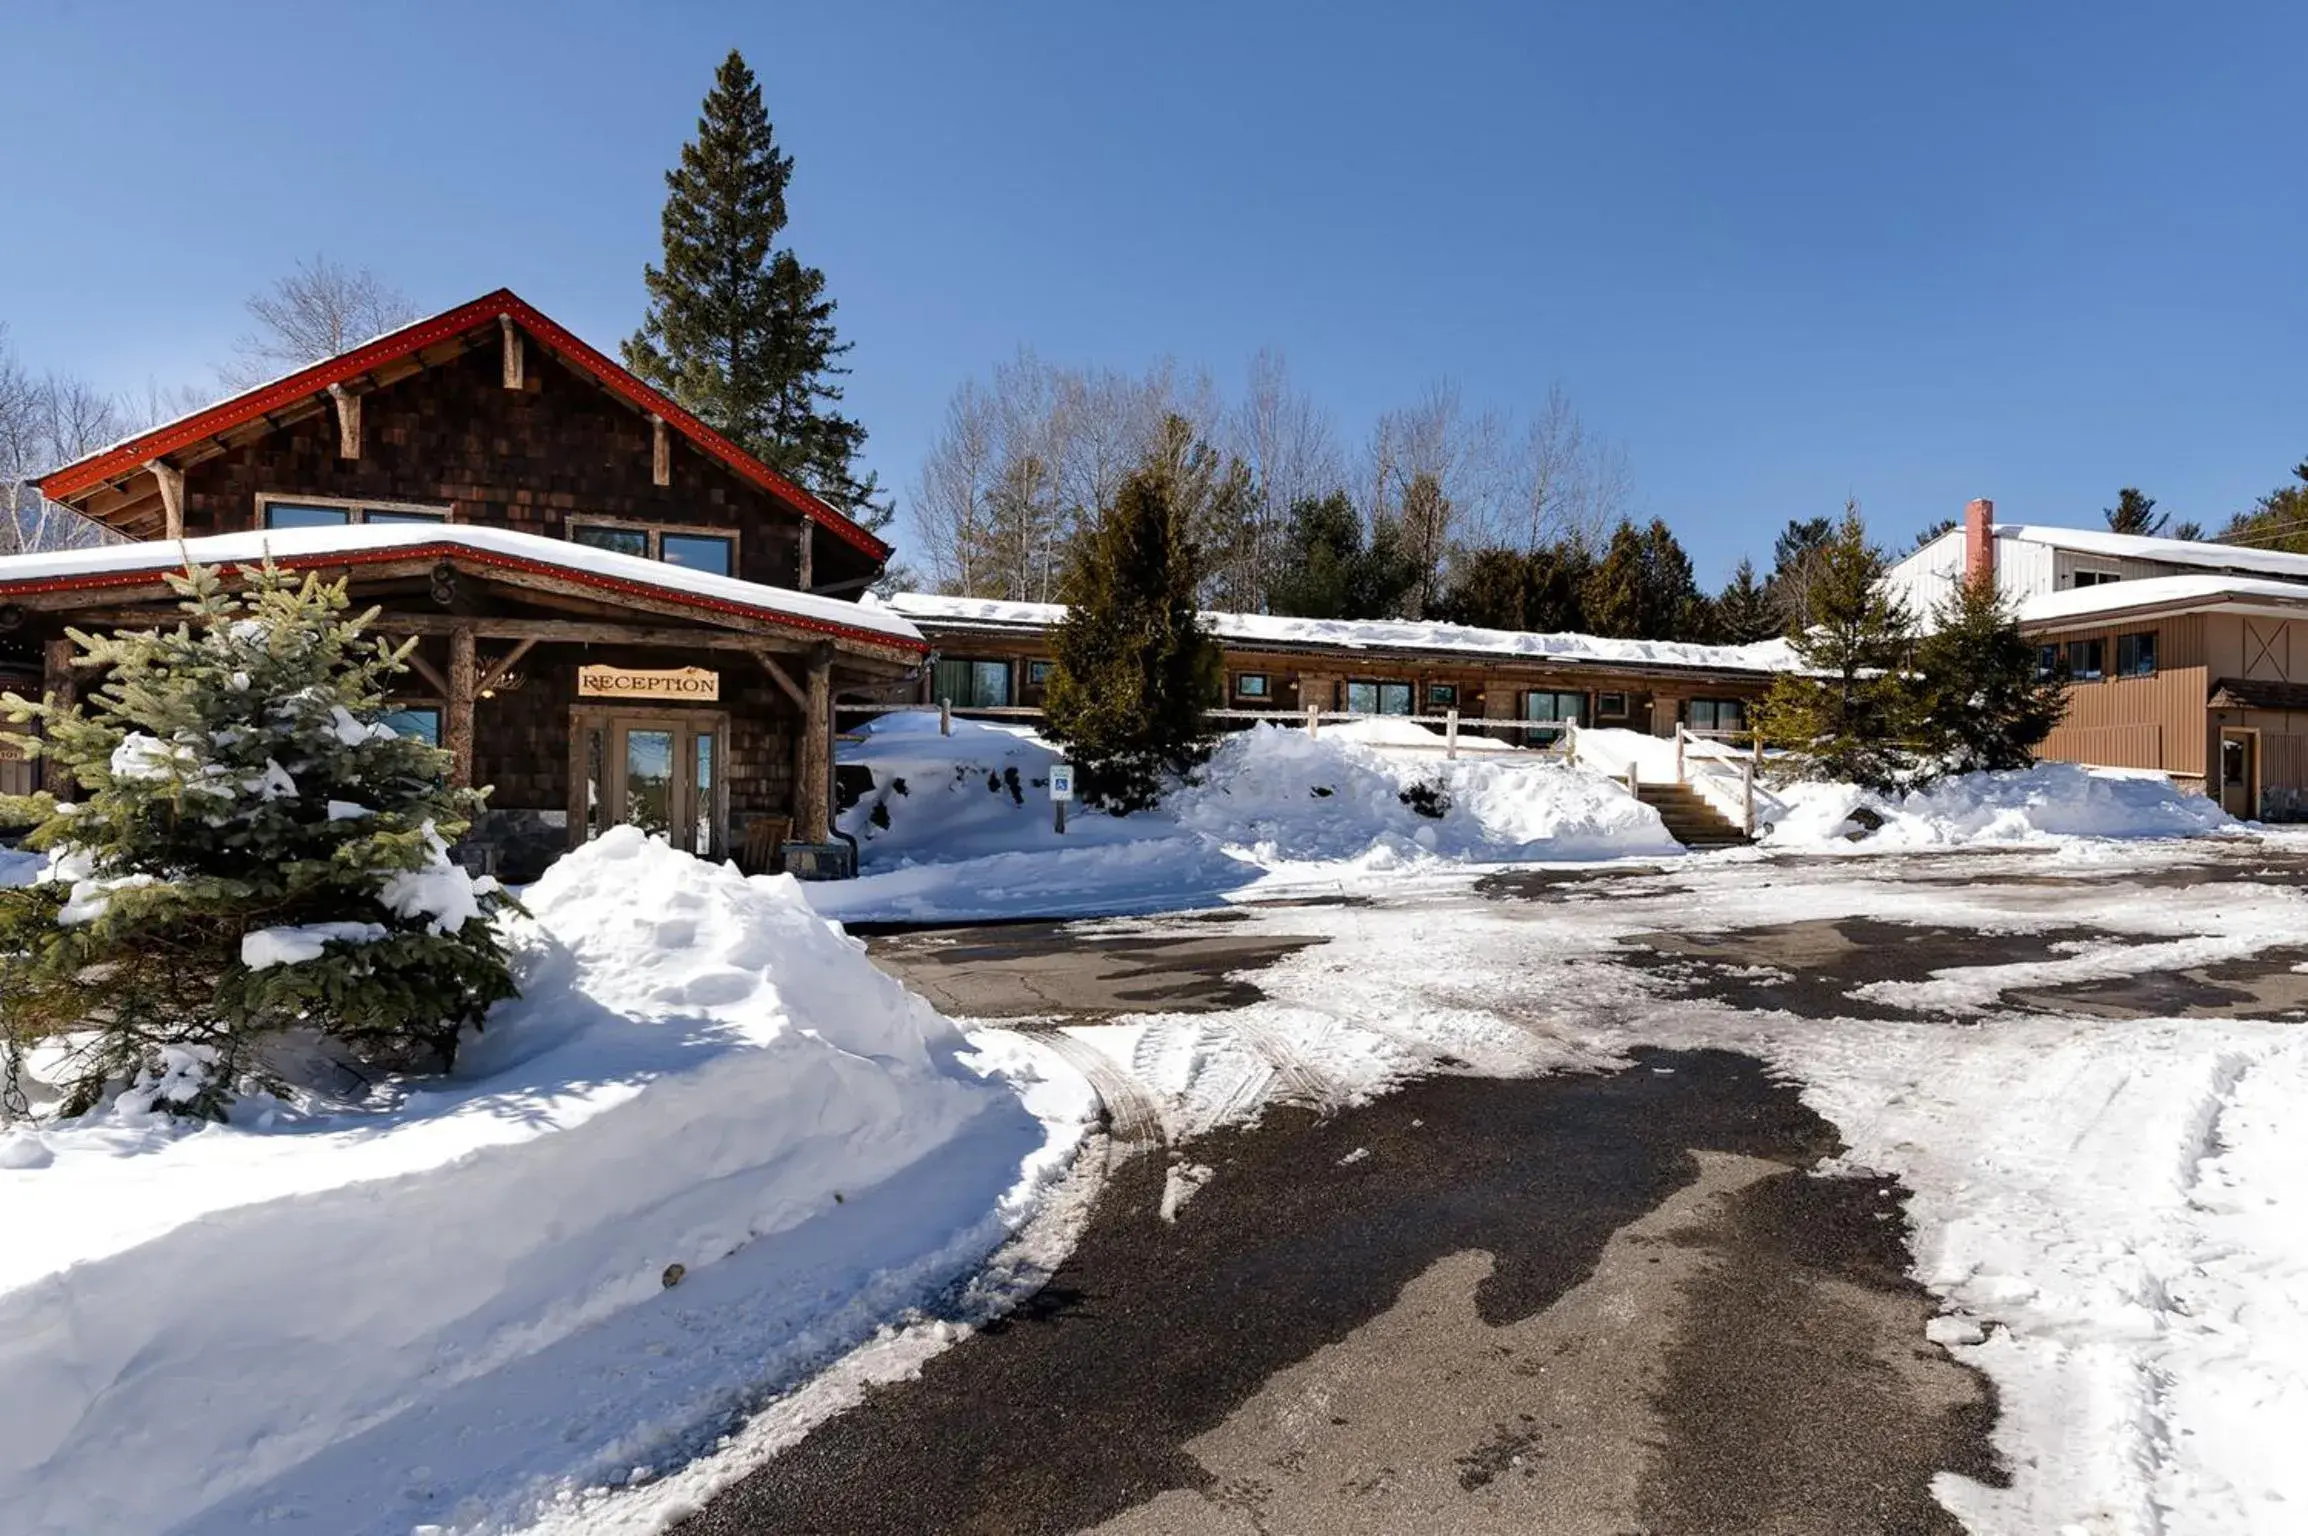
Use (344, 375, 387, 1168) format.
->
(574, 708, 726, 859)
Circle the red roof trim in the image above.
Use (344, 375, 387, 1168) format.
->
(0, 542, 926, 656)
(33, 288, 893, 563)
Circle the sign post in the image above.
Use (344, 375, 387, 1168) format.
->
(1050, 762, 1074, 834)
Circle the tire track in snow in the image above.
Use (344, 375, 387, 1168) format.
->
(1025, 1029, 1168, 1158)
(1225, 1015, 1342, 1112)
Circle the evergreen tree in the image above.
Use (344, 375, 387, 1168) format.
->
(1912, 517, 1958, 550)
(1434, 546, 1537, 630)
(1750, 508, 1920, 790)
(1580, 519, 1703, 640)
(2104, 487, 2166, 537)
(1913, 571, 2069, 774)
(1043, 465, 1223, 813)
(1268, 492, 1365, 618)
(1714, 557, 1779, 644)
(1524, 536, 1594, 632)
(1767, 513, 1837, 629)
(625, 51, 887, 524)
(2172, 520, 2206, 541)
(1350, 514, 1423, 619)
(2220, 459, 2308, 553)
(0, 564, 515, 1120)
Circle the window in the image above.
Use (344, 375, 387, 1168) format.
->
(1027, 660, 1054, 686)
(1597, 691, 1629, 720)
(2117, 631, 2158, 678)
(1687, 698, 1746, 733)
(1522, 690, 1585, 743)
(2072, 570, 2121, 588)
(1427, 682, 1458, 708)
(379, 705, 442, 746)
(260, 495, 448, 529)
(932, 657, 1012, 709)
(570, 521, 736, 577)
(2036, 643, 2064, 680)
(2067, 639, 2105, 681)
(1234, 672, 1269, 699)
(1346, 680, 1414, 715)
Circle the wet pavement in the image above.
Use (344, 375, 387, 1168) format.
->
(862, 922, 1327, 1020)
(678, 1055, 1998, 1536)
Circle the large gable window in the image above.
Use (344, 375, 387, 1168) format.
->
(260, 495, 448, 529)
(570, 520, 735, 578)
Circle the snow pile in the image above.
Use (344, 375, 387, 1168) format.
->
(1176, 720, 1679, 867)
(0, 828, 1076, 1536)
(0, 844, 40, 888)
(1764, 763, 2243, 849)
(814, 716, 1678, 923)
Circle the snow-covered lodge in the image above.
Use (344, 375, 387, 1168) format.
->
(0, 290, 925, 878)
(887, 593, 1787, 743)
(1888, 499, 2308, 818)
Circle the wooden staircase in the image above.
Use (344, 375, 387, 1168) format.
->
(1634, 781, 1752, 849)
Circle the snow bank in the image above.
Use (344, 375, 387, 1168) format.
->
(1177, 721, 1679, 867)
(1763, 763, 2243, 849)
(0, 828, 1076, 1536)
(0, 844, 42, 888)
(815, 718, 1678, 923)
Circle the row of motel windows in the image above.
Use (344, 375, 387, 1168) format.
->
(2036, 632, 2157, 682)
(931, 659, 1746, 733)
(260, 499, 737, 578)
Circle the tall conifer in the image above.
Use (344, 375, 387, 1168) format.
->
(625, 51, 886, 523)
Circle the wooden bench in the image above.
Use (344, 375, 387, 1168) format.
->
(737, 815, 792, 876)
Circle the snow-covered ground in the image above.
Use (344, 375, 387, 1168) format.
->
(938, 843, 2308, 1534)
(818, 713, 1676, 924)
(0, 829, 1093, 1536)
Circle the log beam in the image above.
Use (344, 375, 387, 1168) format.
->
(651, 415, 670, 487)
(149, 460, 185, 540)
(327, 383, 362, 459)
(797, 643, 833, 843)
(445, 625, 477, 789)
(391, 643, 452, 697)
(754, 651, 807, 710)
(500, 316, 524, 390)
(797, 521, 814, 590)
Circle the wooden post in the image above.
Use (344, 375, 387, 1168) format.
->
(500, 316, 524, 390)
(939, 698, 952, 736)
(1675, 725, 1687, 784)
(797, 521, 815, 590)
(1306, 703, 1320, 738)
(328, 384, 362, 459)
(1743, 764, 1757, 836)
(149, 460, 185, 540)
(446, 625, 477, 789)
(798, 646, 833, 843)
(40, 637, 76, 799)
(1446, 706, 1459, 760)
(651, 415, 670, 487)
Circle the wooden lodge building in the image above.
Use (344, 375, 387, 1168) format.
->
(885, 594, 1785, 744)
(0, 290, 924, 880)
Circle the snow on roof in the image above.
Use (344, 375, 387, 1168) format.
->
(1999, 523, 2308, 583)
(0, 523, 926, 649)
(887, 592, 1795, 675)
(2017, 572, 2308, 627)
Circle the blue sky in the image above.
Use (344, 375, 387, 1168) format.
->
(4, 0, 2303, 580)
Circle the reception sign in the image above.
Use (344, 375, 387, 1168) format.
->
(576, 665, 721, 702)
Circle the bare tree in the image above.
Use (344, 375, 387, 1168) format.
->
(1225, 349, 1341, 608)
(221, 255, 418, 388)
(0, 326, 135, 554)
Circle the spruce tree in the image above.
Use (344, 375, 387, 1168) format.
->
(1767, 514, 1837, 629)
(1715, 557, 1779, 644)
(1750, 508, 1920, 790)
(2220, 459, 2308, 553)
(0, 564, 516, 1120)
(1913, 572, 2069, 774)
(1268, 492, 1364, 619)
(625, 50, 887, 524)
(1043, 465, 1223, 813)
(1434, 546, 1537, 630)
(1580, 519, 1702, 640)
(2104, 487, 2166, 537)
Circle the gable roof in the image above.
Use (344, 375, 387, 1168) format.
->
(32, 288, 892, 563)
(0, 523, 925, 654)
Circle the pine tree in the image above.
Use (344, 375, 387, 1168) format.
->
(1349, 514, 1423, 619)
(1269, 492, 1364, 618)
(0, 564, 515, 1120)
(2220, 459, 2308, 553)
(1912, 517, 1958, 550)
(1434, 546, 1536, 630)
(1767, 514, 1837, 629)
(2104, 487, 2166, 537)
(1913, 571, 2069, 774)
(624, 50, 887, 524)
(1043, 465, 1223, 813)
(1715, 557, 1779, 644)
(1750, 508, 1920, 790)
(1580, 519, 1702, 640)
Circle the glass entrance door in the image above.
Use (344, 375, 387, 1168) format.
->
(574, 710, 726, 858)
